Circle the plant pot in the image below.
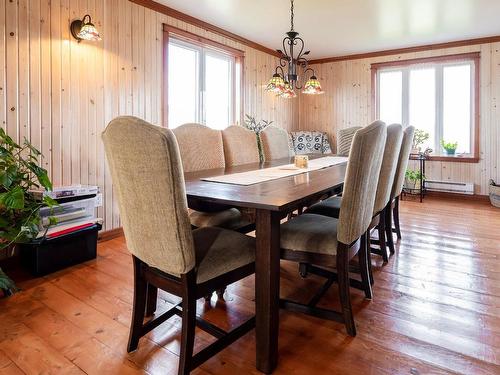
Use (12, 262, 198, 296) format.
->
(445, 149, 456, 155)
(404, 178, 416, 190)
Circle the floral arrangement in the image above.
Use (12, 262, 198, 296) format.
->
(242, 114, 273, 134)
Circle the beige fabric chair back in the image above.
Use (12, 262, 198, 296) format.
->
(172, 123, 225, 172)
(391, 126, 415, 199)
(373, 124, 404, 214)
(222, 125, 260, 166)
(102, 116, 195, 276)
(338, 121, 387, 245)
(260, 125, 291, 161)
(337, 126, 362, 156)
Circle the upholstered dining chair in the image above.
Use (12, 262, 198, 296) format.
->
(279, 121, 387, 336)
(222, 125, 260, 166)
(102, 116, 256, 375)
(305, 124, 404, 263)
(260, 125, 292, 160)
(336, 126, 362, 156)
(172, 123, 253, 233)
(386, 126, 415, 254)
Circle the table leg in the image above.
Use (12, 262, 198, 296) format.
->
(420, 158, 424, 203)
(255, 209, 281, 374)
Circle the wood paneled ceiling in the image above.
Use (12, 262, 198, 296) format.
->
(155, 0, 500, 59)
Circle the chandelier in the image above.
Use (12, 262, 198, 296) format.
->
(266, 0, 324, 98)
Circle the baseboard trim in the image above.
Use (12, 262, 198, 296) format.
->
(426, 191, 490, 202)
(98, 228, 124, 242)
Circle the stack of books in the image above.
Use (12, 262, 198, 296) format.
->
(31, 185, 100, 200)
(32, 185, 103, 240)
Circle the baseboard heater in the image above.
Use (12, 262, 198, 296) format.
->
(425, 180, 474, 195)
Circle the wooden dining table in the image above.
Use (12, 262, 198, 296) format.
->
(184, 156, 347, 373)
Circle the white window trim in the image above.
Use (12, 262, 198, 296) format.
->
(168, 37, 237, 128)
(376, 59, 476, 156)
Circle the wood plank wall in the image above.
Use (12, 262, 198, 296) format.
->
(0, 0, 296, 231)
(299, 44, 500, 195)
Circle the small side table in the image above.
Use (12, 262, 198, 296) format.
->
(403, 153, 427, 203)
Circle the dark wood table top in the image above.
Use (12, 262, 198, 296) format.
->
(184, 156, 347, 212)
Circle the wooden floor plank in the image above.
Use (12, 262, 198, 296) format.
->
(0, 321, 86, 375)
(0, 362, 25, 375)
(0, 349, 25, 375)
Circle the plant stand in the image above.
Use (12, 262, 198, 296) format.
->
(403, 153, 427, 203)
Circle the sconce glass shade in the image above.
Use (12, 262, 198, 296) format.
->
(302, 76, 324, 95)
(266, 73, 286, 94)
(71, 15, 101, 42)
(78, 22, 101, 41)
(280, 82, 297, 98)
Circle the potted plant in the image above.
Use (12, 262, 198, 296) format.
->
(411, 129, 430, 154)
(242, 114, 273, 162)
(440, 140, 458, 155)
(0, 128, 56, 297)
(404, 169, 425, 191)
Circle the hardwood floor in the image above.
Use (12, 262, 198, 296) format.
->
(1, 196, 499, 374)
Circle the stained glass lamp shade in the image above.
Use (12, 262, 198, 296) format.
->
(70, 15, 101, 42)
(266, 73, 286, 94)
(280, 83, 297, 98)
(78, 22, 101, 41)
(302, 76, 324, 95)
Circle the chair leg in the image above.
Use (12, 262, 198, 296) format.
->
(216, 287, 226, 300)
(298, 262, 309, 278)
(128, 256, 148, 352)
(178, 272, 197, 375)
(377, 208, 389, 263)
(359, 232, 373, 300)
(385, 202, 395, 255)
(145, 283, 158, 317)
(204, 293, 213, 302)
(393, 196, 402, 240)
(337, 244, 356, 336)
(367, 240, 374, 285)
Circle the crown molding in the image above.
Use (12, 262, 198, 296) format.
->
(309, 35, 500, 65)
(129, 0, 280, 57)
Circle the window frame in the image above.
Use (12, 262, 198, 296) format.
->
(371, 52, 480, 163)
(163, 24, 245, 129)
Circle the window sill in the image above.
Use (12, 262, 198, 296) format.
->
(426, 155, 479, 163)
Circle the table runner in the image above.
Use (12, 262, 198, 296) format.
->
(202, 156, 348, 186)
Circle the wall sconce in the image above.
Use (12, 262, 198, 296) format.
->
(70, 14, 101, 42)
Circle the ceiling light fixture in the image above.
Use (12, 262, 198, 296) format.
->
(266, 0, 323, 98)
(70, 14, 101, 42)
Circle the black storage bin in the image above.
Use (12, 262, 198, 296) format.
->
(20, 223, 102, 276)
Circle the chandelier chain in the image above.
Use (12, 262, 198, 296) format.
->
(290, 0, 294, 31)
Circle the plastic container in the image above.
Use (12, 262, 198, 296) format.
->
(39, 196, 97, 229)
(20, 223, 102, 276)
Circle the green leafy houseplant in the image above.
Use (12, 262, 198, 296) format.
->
(412, 129, 430, 153)
(440, 140, 458, 155)
(404, 169, 425, 190)
(242, 114, 273, 162)
(0, 128, 57, 296)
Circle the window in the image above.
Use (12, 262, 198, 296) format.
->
(164, 26, 243, 130)
(372, 53, 479, 161)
